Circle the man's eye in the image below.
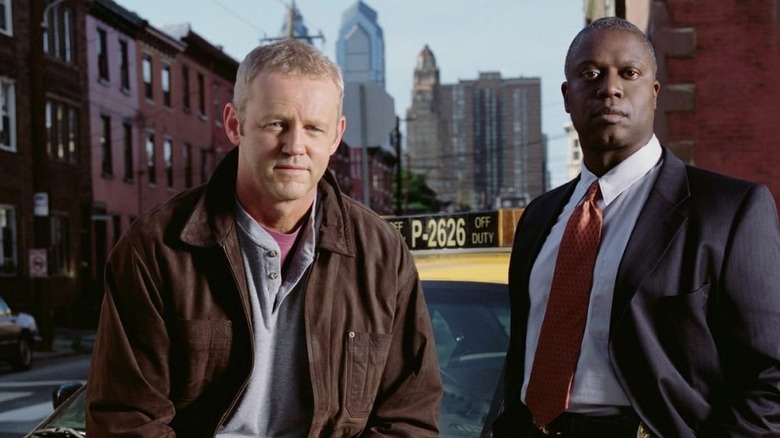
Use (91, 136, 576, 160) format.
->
(581, 70, 599, 80)
(623, 69, 640, 79)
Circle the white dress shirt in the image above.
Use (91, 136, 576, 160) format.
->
(522, 136, 663, 414)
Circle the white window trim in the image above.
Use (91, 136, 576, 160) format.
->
(0, 0, 12, 36)
(0, 77, 16, 152)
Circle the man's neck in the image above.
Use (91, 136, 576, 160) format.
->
(238, 196, 314, 234)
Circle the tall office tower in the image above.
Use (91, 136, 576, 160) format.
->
(406, 45, 444, 206)
(407, 46, 545, 211)
(336, 0, 385, 88)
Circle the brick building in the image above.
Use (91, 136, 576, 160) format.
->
(587, 0, 780, 205)
(0, 0, 92, 346)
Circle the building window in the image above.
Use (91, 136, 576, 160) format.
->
(213, 83, 222, 126)
(146, 132, 156, 185)
(45, 99, 79, 163)
(161, 64, 171, 108)
(49, 214, 70, 276)
(183, 142, 193, 188)
(119, 40, 130, 91)
(123, 122, 133, 181)
(101, 115, 112, 176)
(97, 28, 109, 81)
(43, 3, 74, 63)
(142, 54, 153, 101)
(0, 77, 15, 152)
(182, 65, 191, 111)
(200, 148, 210, 183)
(0, 0, 12, 36)
(164, 137, 173, 189)
(0, 205, 17, 276)
(197, 73, 206, 117)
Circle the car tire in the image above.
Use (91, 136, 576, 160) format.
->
(12, 335, 33, 371)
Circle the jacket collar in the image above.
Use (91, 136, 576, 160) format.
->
(179, 147, 355, 257)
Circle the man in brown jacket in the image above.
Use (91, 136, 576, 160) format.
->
(86, 39, 442, 437)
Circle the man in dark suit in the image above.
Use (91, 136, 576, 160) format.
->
(493, 16, 780, 438)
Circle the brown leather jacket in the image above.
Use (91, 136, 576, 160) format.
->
(86, 149, 442, 437)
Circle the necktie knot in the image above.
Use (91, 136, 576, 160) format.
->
(585, 180, 602, 203)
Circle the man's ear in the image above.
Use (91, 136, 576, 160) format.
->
(561, 81, 571, 114)
(330, 116, 346, 156)
(224, 103, 241, 146)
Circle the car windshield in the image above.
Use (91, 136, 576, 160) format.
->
(32, 387, 86, 434)
(423, 280, 509, 437)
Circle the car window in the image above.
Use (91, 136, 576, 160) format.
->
(423, 280, 509, 437)
(0, 296, 10, 316)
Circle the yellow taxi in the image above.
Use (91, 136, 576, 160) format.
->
(386, 209, 522, 438)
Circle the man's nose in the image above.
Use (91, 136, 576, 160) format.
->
(597, 70, 623, 99)
(281, 127, 306, 155)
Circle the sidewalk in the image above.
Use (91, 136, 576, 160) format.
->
(35, 327, 96, 362)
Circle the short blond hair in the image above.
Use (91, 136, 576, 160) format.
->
(232, 39, 344, 125)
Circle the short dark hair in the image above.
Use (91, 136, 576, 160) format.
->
(564, 16, 657, 79)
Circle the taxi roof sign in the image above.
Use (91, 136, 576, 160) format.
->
(386, 209, 523, 251)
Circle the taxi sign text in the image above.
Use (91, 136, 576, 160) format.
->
(387, 211, 500, 250)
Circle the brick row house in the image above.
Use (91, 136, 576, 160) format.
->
(0, 0, 239, 344)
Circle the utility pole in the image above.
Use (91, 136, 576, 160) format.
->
(393, 116, 402, 215)
(260, 1, 324, 45)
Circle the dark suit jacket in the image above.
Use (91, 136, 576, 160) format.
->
(493, 148, 780, 437)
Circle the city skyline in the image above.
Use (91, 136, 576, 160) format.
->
(125, 0, 584, 188)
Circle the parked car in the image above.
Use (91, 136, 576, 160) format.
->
(0, 295, 42, 371)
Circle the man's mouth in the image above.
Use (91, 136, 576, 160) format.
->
(594, 107, 628, 123)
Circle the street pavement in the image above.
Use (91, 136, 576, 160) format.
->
(35, 327, 96, 362)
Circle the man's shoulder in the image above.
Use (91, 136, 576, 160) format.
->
(124, 185, 206, 243)
(339, 195, 401, 238)
(683, 164, 764, 199)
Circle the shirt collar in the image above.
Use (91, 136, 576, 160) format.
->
(579, 135, 662, 206)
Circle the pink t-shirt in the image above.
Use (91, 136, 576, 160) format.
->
(261, 225, 301, 267)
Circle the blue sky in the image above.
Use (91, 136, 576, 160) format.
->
(123, 0, 585, 188)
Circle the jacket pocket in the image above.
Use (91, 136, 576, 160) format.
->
(173, 318, 233, 402)
(345, 331, 392, 418)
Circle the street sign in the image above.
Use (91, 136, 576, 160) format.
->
(29, 249, 47, 278)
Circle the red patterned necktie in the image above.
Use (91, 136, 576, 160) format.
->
(525, 180, 603, 428)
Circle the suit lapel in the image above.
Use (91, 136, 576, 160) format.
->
(610, 148, 691, 332)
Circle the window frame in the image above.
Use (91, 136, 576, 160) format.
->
(0, 77, 16, 152)
(45, 98, 80, 164)
(163, 137, 173, 189)
(142, 54, 153, 101)
(0, 0, 13, 37)
(119, 39, 130, 92)
(0, 204, 18, 277)
(161, 63, 171, 108)
(100, 114, 112, 176)
(97, 27, 109, 81)
(49, 213, 71, 277)
(123, 121, 133, 182)
(146, 131, 156, 185)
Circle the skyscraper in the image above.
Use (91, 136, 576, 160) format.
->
(407, 46, 546, 211)
(335, 1, 396, 214)
(336, 0, 385, 88)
